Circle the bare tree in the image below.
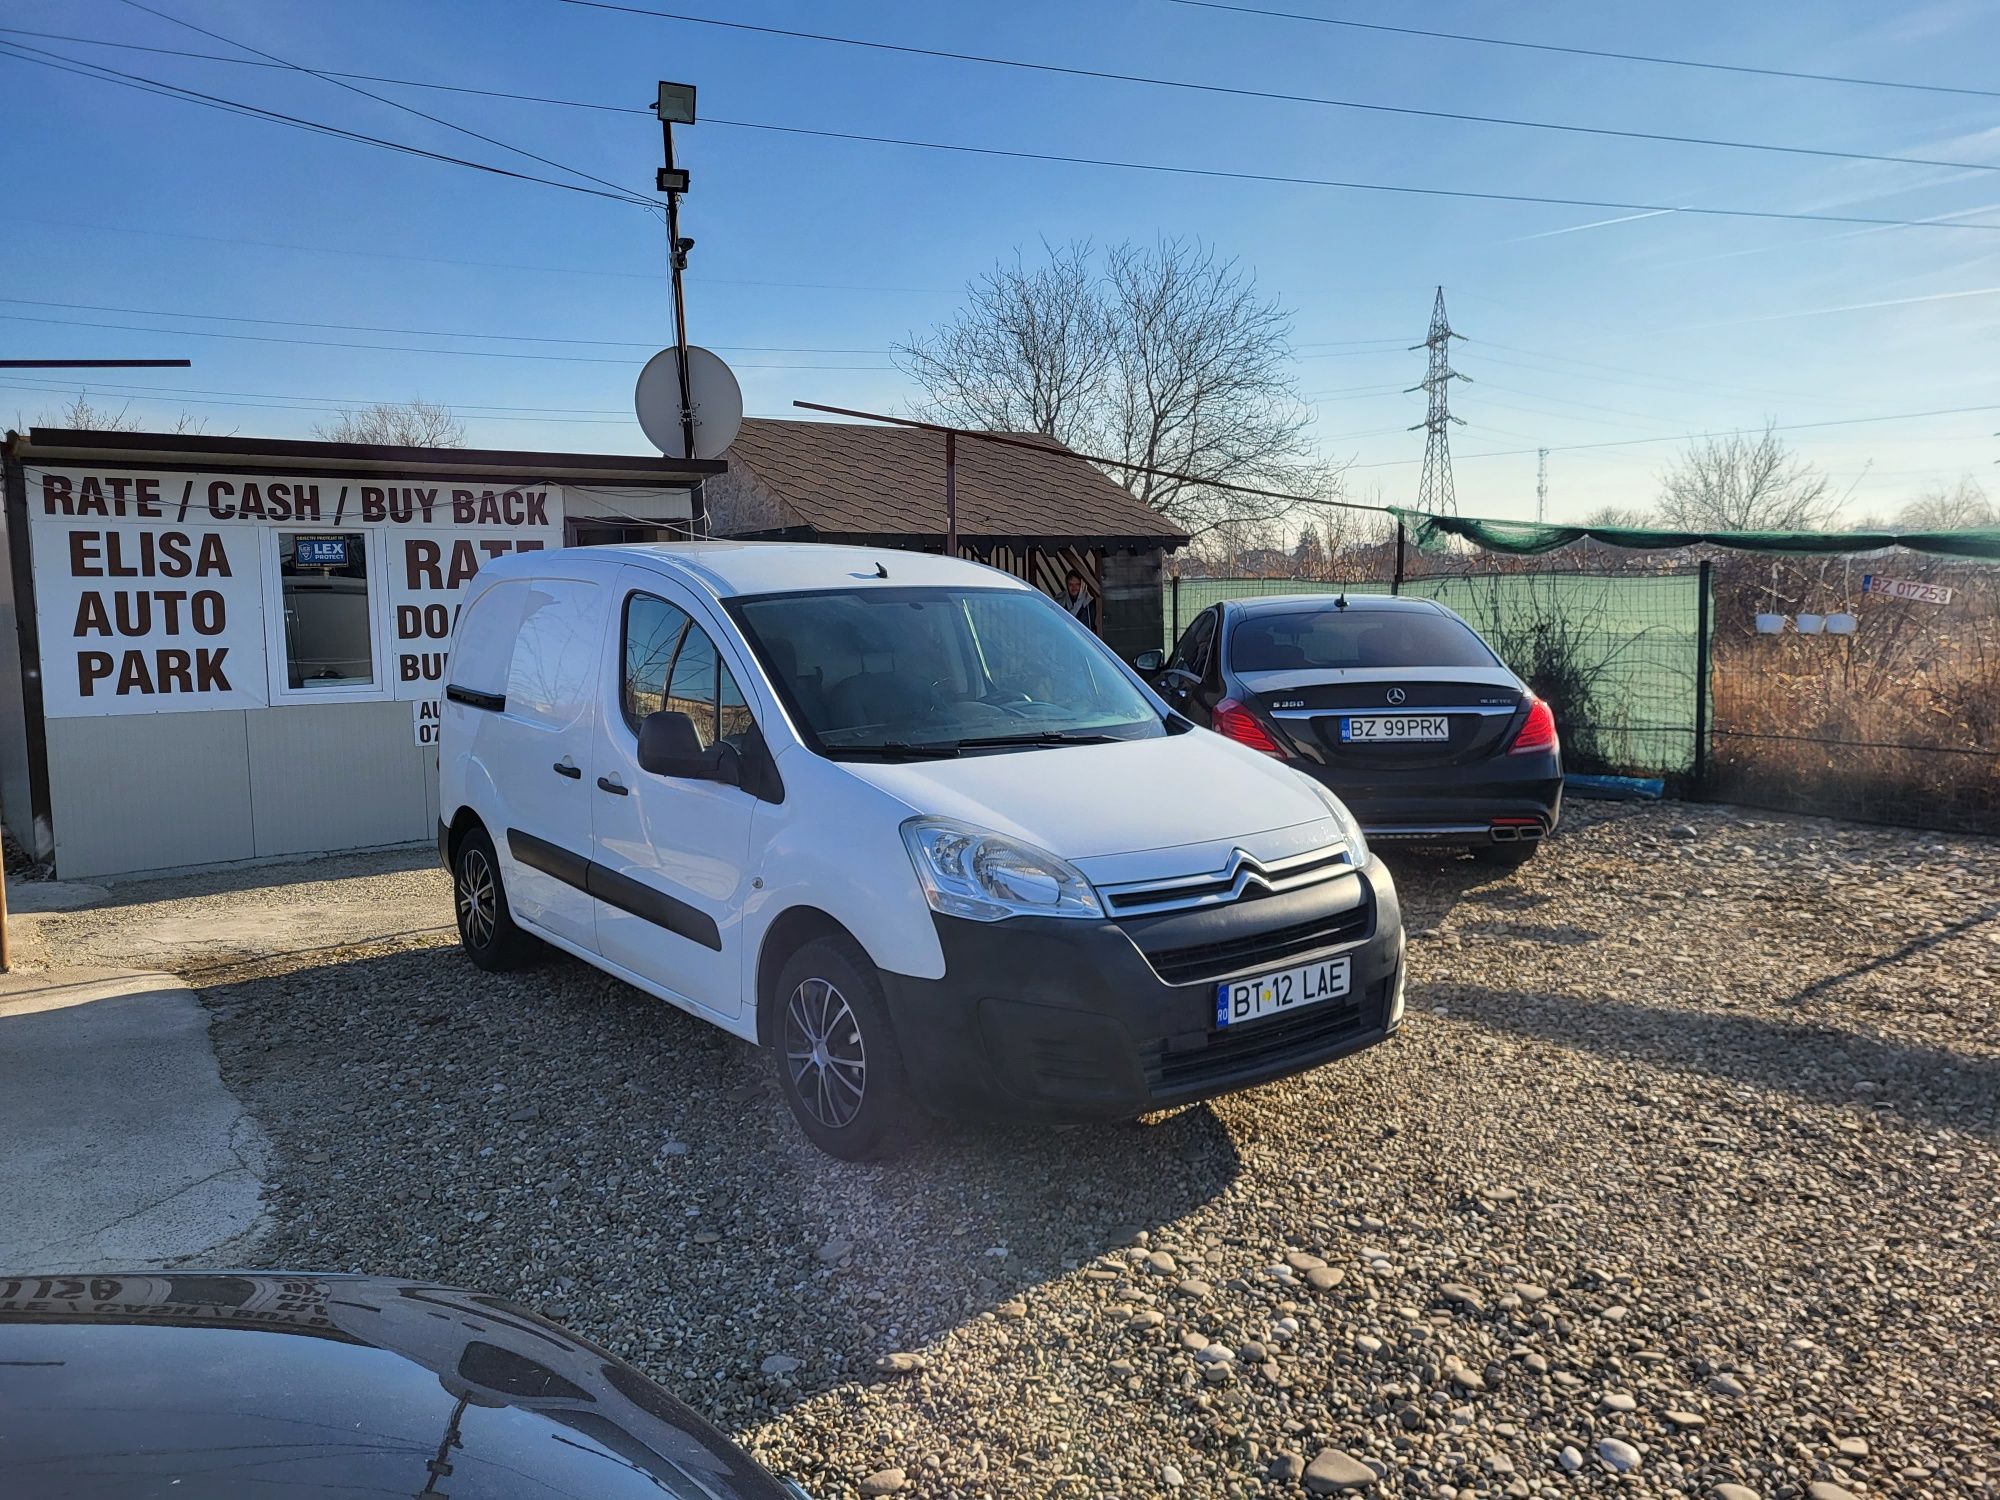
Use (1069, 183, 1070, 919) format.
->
(899, 238, 1336, 539)
(30, 393, 217, 434)
(1578, 503, 1655, 529)
(314, 399, 466, 447)
(1655, 423, 1837, 531)
(1899, 476, 1994, 531)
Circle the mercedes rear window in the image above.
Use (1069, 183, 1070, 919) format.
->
(1229, 609, 1498, 671)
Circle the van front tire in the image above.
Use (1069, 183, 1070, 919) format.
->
(770, 936, 921, 1160)
(454, 826, 536, 972)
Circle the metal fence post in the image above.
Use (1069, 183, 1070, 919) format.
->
(1392, 522, 1407, 595)
(1693, 558, 1712, 790)
(1170, 573, 1181, 644)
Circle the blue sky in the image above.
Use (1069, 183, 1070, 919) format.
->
(3, 0, 1997, 525)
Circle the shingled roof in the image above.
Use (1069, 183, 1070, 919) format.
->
(719, 418, 1188, 548)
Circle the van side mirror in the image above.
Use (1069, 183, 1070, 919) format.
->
(637, 709, 739, 786)
(1134, 649, 1164, 675)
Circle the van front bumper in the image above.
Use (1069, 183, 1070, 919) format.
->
(875, 856, 1404, 1123)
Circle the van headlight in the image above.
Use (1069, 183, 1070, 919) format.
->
(1301, 778, 1370, 867)
(900, 817, 1105, 923)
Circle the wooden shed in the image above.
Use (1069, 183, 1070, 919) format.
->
(703, 419, 1188, 664)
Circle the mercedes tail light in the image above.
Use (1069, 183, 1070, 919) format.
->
(1213, 698, 1288, 757)
(1508, 696, 1558, 755)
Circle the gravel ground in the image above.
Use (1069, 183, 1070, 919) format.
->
(77, 803, 2000, 1499)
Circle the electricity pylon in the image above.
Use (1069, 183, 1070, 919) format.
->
(1407, 286, 1469, 517)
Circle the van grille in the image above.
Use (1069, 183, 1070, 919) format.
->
(1142, 977, 1388, 1093)
(1097, 844, 1352, 917)
(1139, 896, 1373, 985)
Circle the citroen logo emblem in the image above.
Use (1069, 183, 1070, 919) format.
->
(1386, 687, 1406, 705)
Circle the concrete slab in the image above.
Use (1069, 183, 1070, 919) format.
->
(0, 968, 269, 1271)
(5, 879, 111, 914)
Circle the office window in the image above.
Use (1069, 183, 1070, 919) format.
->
(278, 531, 373, 690)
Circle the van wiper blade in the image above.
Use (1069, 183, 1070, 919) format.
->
(830, 739, 963, 759)
(954, 730, 1128, 749)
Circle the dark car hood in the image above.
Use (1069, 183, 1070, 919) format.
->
(0, 1272, 793, 1500)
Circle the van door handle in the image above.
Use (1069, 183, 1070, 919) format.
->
(596, 775, 629, 796)
(552, 761, 581, 779)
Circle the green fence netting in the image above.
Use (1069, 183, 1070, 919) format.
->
(1394, 508, 2000, 561)
(1167, 573, 1703, 774)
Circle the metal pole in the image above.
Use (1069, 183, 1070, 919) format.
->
(944, 429, 958, 555)
(1171, 572, 1181, 642)
(1693, 558, 1712, 791)
(662, 119, 699, 470)
(1392, 520, 1407, 595)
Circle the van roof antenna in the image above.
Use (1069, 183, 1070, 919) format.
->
(875, 561, 889, 578)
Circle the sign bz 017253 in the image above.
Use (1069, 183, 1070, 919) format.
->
(1861, 574, 1954, 606)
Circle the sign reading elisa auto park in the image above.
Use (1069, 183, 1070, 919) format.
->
(27, 466, 563, 717)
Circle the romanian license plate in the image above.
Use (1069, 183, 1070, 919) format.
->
(1215, 955, 1351, 1029)
(1341, 714, 1448, 743)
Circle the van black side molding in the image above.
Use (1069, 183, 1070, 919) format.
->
(445, 684, 506, 711)
(505, 827, 723, 953)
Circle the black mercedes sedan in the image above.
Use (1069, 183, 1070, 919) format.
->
(0, 1271, 802, 1499)
(1139, 593, 1562, 863)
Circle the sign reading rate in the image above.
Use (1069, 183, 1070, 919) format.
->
(29, 468, 563, 717)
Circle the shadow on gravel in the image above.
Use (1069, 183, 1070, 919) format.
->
(1376, 848, 1539, 932)
(1448, 985, 2000, 1141)
(202, 943, 1244, 1419)
(1786, 902, 2000, 1006)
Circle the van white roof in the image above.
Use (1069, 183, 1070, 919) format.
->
(519, 541, 1035, 600)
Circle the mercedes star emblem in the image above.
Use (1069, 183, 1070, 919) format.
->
(1386, 687, 1406, 705)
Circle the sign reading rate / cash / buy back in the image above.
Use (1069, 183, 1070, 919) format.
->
(26, 468, 564, 717)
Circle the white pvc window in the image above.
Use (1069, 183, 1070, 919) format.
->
(262, 529, 390, 704)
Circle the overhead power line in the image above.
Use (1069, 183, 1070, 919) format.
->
(1346, 402, 2000, 468)
(0, 374, 636, 417)
(1164, 0, 2000, 101)
(11, 215, 956, 292)
(0, 39, 655, 210)
(37, 21, 1989, 186)
(706, 118, 2000, 233)
(0, 296, 882, 353)
(0, 312, 895, 368)
(11, 30, 1998, 235)
(557, 0, 2000, 175)
(111, 0, 647, 207)
(0, 378, 628, 426)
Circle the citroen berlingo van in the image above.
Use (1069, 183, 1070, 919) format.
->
(439, 543, 1405, 1158)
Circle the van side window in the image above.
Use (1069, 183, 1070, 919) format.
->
(622, 592, 691, 732)
(505, 581, 602, 727)
(663, 620, 752, 750)
(664, 622, 718, 742)
(621, 592, 755, 750)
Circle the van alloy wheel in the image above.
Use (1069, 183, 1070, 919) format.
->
(783, 977, 867, 1130)
(457, 847, 498, 949)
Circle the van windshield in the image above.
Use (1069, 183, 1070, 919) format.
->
(732, 586, 1165, 756)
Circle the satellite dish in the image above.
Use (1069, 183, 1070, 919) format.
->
(634, 345, 743, 460)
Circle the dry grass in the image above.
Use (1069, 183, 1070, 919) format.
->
(1709, 555, 2000, 833)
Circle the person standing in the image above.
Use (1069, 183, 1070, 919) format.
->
(1061, 568, 1097, 632)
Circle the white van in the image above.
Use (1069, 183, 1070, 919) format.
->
(438, 543, 1405, 1158)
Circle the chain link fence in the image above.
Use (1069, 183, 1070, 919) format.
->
(1168, 547, 1998, 834)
